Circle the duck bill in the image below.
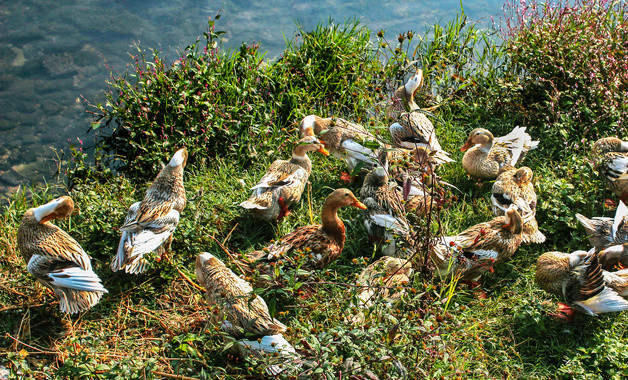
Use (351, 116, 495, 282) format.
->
(351, 200, 367, 210)
(460, 139, 473, 152)
(318, 146, 330, 156)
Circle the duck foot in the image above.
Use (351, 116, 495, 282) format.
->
(551, 302, 576, 322)
(277, 197, 292, 220)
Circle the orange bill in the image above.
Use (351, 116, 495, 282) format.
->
(318, 146, 330, 156)
(351, 200, 367, 209)
(460, 139, 473, 152)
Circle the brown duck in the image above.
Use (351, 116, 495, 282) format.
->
(592, 137, 628, 202)
(244, 188, 366, 272)
(112, 148, 187, 274)
(240, 135, 329, 220)
(300, 115, 380, 170)
(17, 196, 108, 314)
(576, 201, 628, 250)
(461, 127, 539, 180)
(350, 256, 413, 324)
(431, 205, 523, 282)
(386, 70, 448, 157)
(536, 249, 628, 318)
(491, 165, 545, 244)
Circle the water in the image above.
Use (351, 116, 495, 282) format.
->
(0, 0, 505, 198)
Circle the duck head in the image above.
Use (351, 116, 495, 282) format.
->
(294, 135, 329, 156)
(461, 128, 494, 151)
(503, 204, 523, 234)
(33, 196, 75, 223)
(326, 188, 366, 210)
(169, 148, 188, 168)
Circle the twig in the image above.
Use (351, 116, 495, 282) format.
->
(151, 371, 199, 380)
(5, 334, 59, 355)
(0, 301, 59, 313)
(177, 268, 205, 292)
(0, 283, 28, 298)
(208, 234, 246, 275)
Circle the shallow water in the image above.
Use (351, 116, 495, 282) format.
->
(0, 0, 504, 199)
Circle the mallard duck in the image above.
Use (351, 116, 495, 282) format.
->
(195, 252, 298, 373)
(491, 165, 545, 244)
(240, 136, 329, 220)
(300, 115, 380, 170)
(576, 201, 628, 250)
(592, 137, 628, 202)
(112, 148, 187, 274)
(360, 166, 410, 256)
(17, 196, 108, 314)
(386, 70, 453, 164)
(244, 188, 366, 272)
(461, 127, 539, 180)
(430, 205, 523, 282)
(350, 256, 413, 324)
(536, 249, 628, 318)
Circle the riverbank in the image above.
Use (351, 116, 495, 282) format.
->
(2, 1, 628, 377)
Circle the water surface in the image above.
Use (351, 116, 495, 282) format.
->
(0, 0, 504, 198)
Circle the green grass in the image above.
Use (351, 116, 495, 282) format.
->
(3, 4, 628, 379)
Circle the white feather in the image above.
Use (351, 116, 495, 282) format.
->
(612, 201, 628, 239)
(169, 149, 185, 167)
(576, 287, 628, 315)
(369, 214, 409, 233)
(300, 115, 317, 135)
(33, 197, 65, 222)
(47, 266, 108, 293)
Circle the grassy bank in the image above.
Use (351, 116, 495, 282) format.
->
(3, 1, 628, 378)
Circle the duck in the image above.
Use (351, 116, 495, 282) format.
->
(300, 115, 381, 171)
(240, 136, 329, 220)
(112, 148, 187, 274)
(491, 165, 545, 244)
(17, 196, 108, 314)
(461, 127, 539, 180)
(386, 70, 448, 156)
(360, 165, 410, 256)
(195, 252, 298, 374)
(535, 249, 628, 319)
(598, 243, 628, 270)
(243, 188, 366, 273)
(576, 201, 628, 250)
(430, 205, 523, 282)
(592, 137, 628, 202)
(349, 256, 413, 324)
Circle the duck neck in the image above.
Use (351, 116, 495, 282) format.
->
(321, 201, 345, 244)
(289, 149, 312, 173)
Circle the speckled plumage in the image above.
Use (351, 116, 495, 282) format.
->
(461, 127, 539, 180)
(240, 136, 327, 220)
(300, 115, 380, 170)
(112, 148, 187, 274)
(491, 166, 545, 244)
(536, 250, 628, 315)
(360, 166, 409, 255)
(350, 256, 413, 324)
(195, 252, 286, 338)
(430, 206, 523, 281)
(17, 196, 107, 314)
(386, 70, 444, 154)
(243, 188, 366, 272)
(576, 201, 628, 250)
(592, 137, 628, 201)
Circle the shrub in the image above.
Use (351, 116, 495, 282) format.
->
(501, 0, 628, 156)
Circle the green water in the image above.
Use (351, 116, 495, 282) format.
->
(0, 0, 504, 198)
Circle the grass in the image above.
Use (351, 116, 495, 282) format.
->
(3, 2, 628, 378)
